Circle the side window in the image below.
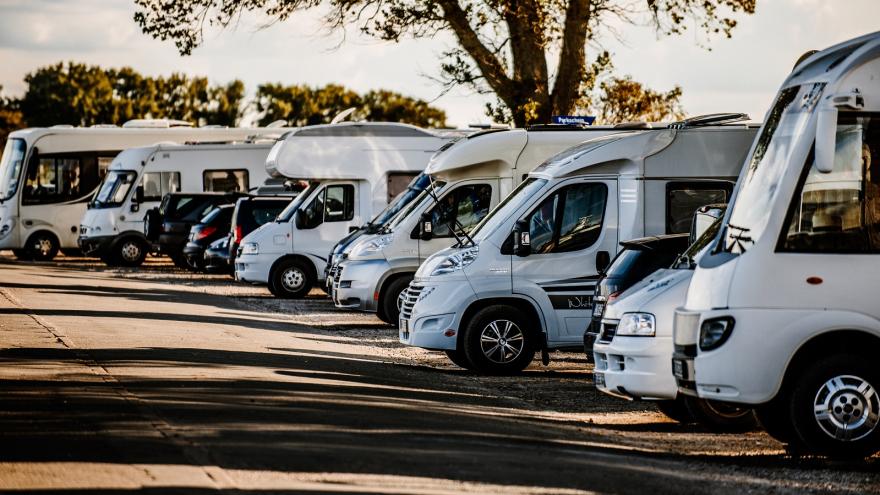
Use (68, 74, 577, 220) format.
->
(301, 184, 355, 228)
(666, 182, 731, 234)
(387, 172, 419, 203)
(428, 184, 492, 238)
(524, 182, 608, 254)
(141, 172, 181, 201)
(23, 153, 101, 204)
(203, 169, 248, 193)
(781, 112, 880, 253)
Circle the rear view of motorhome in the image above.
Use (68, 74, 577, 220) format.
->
(400, 118, 758, 374)
(234, 122, 458, 298)
(0, 120, 289, 260)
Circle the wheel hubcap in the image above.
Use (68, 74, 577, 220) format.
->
(479, 319, 524, 364)
(34, 238, 52, 257)
(120, 242, 141, 262)
(813, 374, 880, 441)
(282, 268, 305, 291)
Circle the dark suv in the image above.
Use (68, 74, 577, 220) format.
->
(182, 204, 236, 271)
(228, 196, 293, 261)
(144, 192, 246, 269)
(583, 234, 690, 360)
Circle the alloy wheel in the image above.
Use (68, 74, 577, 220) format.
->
(282, 267, 305, 291)
(479, 319, 525, 364)
(813, 374, 880, 441)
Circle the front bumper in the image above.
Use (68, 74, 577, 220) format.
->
(234, 252, 278, 284)
(182, 241, 207, 262)
(398, 278, 475, 351)
(77, 234, 115, 256)
(332, 259, 391, 311)
(593, 335, 677, 401)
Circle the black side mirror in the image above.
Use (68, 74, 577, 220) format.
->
(348, 226, 359, 233)
(513, 219, 531, 257)
(596, 250, 611, 273)
(131, 185, 144, 212)
(419, 212, 433, 241)
(294, 209, 304, 229)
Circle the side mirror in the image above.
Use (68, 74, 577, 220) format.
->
(596, 250, 611, 273)
(815, 107, 838, 174)
(293, 209, 304, 229)
(419, 212, 433, 241)
(131, 185, 144, 212)
(348, 226, 359, 233)
(513, 219, 531, 257)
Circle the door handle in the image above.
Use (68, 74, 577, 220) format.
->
(23, 220, 33, 227)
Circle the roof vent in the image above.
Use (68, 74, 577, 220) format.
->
(122, 119, 194, 129)
(668, 113, 750, 129)
(90, 124, 119, 129)
(266, 120, 288, 128)
(613, 121, 653, 129)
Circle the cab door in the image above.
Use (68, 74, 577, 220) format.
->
(294, 181, 359, 275)
(511, 178, 618, 347)
(418, 180, 497, 260)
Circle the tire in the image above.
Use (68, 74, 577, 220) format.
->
(444, 349, 474, 370)
(269, 259, 314, 299)
(683, 395, 758, 432)
(113, 237, 147, 267)
(12, 249, 32, 261)
(656, 398, 693, 424)
(170, 253, 191, 270)
(378, 276, 412, 325)
(25, 231, 59, 261)
(461, 305, 537, 375)
(755, 397, 801, 446)
(143, 208, 161, 241)
(789, 353, 880, 459)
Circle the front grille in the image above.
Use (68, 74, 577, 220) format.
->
(673, 310, 701, 346)
(598, 322, 617, 343)
(399, 283, 423, 321)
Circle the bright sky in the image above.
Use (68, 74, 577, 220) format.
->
(0, 0, 877, 127)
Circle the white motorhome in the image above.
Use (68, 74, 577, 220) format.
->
(400, 119, 758, 374)
(78, 140, 280, 266)
(672, 32, 880, 458)
(593, 206, 756, 430)
(332, 126, 626, 324)
(0, 120, 288, 260)
(234, 122, 457, 298)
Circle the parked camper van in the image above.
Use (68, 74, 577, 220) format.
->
(672, 32, 880, 458)
(400, 118, 758, 374)
(332, 125, 626, 324)
(0, 120, 287, 260)
(78, 140, 279, 266)
(234, 122, 457, 298)
(592, 205, 757, 431)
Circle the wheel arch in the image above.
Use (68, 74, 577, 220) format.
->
(458, 296, 548, 350)
(270, 254, 318, 282)
(378, 270, 415, 305)
(25, 228, 61, 249)
(781, 329, 880, 397)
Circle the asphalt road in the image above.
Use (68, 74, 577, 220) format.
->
(0, 256, 877, 494)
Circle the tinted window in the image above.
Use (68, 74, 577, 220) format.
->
(666, 182, 730, 234)
(301, 184, 355, 228)
(524, 182, 607, 254)
(204, 169, 248, 193)
(429, 184, 492, 238)
(387, 172, 420, 203)
(200, 205, 234, 226)
(142, 172, 181, 201)
(23, 152, 115, 205)
(166, 197, 222, 222)
(605, 248, 679, 288)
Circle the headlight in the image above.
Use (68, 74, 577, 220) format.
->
(241, 242, 259, 255)
(350, 234, 393, 259)
(699, 317, 735, 351)
(430, 246, 479, 276)
(617, 313, 656, 337)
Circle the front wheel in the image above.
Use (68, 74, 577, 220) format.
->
(444, 349, 473, 370)
(269, 259, 314, 299)
(113, 238, 147, 267)
(655, 398, 693, 424)
(461, 305, 536, 375)
(683, 395, 758, 432)
(755, 396, 800, 446)
(378, 276, 412, 325)
(26, 232, 59, 261)
(789, 354, 880, 459)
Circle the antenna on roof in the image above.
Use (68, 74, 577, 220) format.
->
(668, 113, 750, 129)
(330, 107, 357, 124)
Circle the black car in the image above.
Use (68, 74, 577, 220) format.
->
(144, 192, 247, 269)
(182, 204, 235, 271)
(583, 234, 690, 360)
(228, 196, 292, 260)
(204, 236, 233, 274)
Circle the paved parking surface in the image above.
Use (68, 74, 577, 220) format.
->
(0, 255, 877, 494)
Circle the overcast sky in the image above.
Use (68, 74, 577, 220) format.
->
(0, 0, 877, 127)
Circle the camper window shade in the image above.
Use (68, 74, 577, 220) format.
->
(203, 169, 249, 193)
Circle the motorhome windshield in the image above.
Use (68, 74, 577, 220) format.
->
(470, 177, 549, 242)
(277, 182, 316, 222)
(722, 83, 824, 254)
(382, 180, 447, 233)
(0, 138, 26, 202)
(92, 170, 137, 208)
(675, 216, 724, 269)
(370, 174, 431, 226)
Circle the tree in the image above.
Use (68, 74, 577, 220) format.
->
(0, 86, 25, 145)
(133, 0, 756, 126)
(18, 62, 247, 127)
(254, 84, 447, 127)
(591, 76, 685, 124)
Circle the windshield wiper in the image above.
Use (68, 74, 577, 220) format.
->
(424, 177, 476, 248)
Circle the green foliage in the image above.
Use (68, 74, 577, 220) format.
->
(590, 76, 686, 124)
(0, 86, 24, 145)
(19, 62, 246, 127)
(255, 83, 447, 127)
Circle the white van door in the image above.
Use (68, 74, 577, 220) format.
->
(294, 181, 360, 277)
(511, 178, 618, 346)
(418, 180, 497, 260)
